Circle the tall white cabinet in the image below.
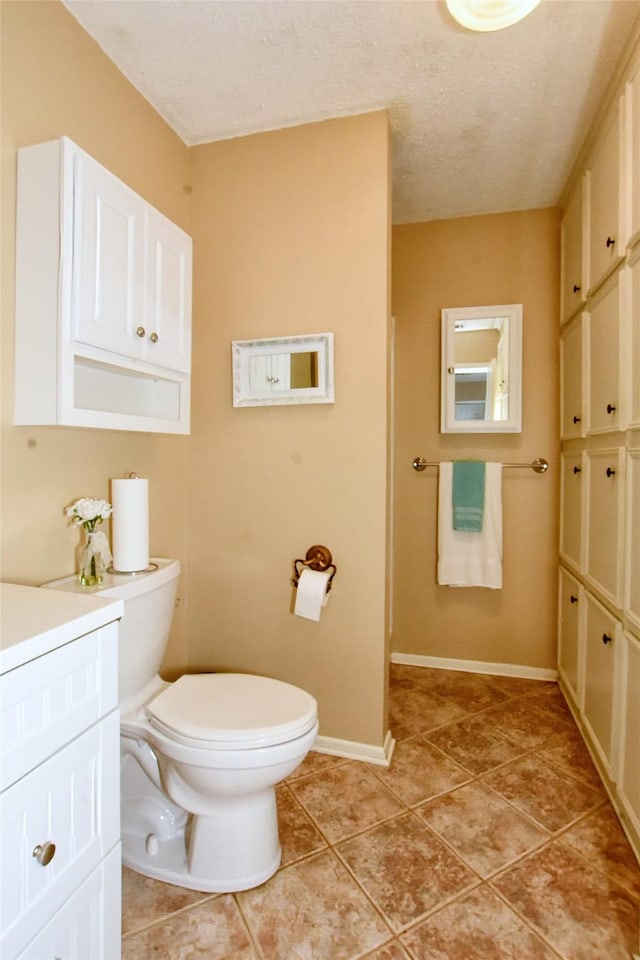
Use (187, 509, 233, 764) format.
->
(0, 584, 123, 959)
(558, 35, 640, 861)
(14, 137, 192, 434)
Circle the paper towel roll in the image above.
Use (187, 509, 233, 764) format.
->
(111, 477, 149, 572)
(294, 568, 330, 621)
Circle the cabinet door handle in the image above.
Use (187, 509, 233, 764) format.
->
(602, 633, 613, 645)
(572, 415, 581, 424)
(572, 284, 581, 293)
(149, 332, 159, 344)
(606, 403, 616, 414)
(570, 595, 578, 604)
(606, 236, 615, 248)
(606, 467, 616, 477)
(32, 841, 56, 866)
(573, 465, 581, 474)
(136, 326, 146, 338)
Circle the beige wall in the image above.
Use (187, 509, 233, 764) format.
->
(392, 210, 561, 670)
(187, 114, 391, 746)
(0, 0, 192, 671)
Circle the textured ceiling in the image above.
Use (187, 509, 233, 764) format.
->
(63, 0, 640, 224)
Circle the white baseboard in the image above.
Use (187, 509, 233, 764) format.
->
(314, 728, 396, 767)
(391, 651, 558, 682)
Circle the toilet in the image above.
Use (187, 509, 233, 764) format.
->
(43, 558, 318, 893)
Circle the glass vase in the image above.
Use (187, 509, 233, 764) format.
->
(78, 531, 105, 586)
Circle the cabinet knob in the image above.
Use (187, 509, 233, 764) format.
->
(573, 465, 582, 474)
(606, 236, 616, 248)
(136, 326, 146, 338)
(32, 841, 56, 866)
(606, 403, 616, 414)
(570, 595, 578, 604)
(572, 284, 581, 293)
(149, 332, 159, 344)
(602, 633, 613, 645)
(606, 467, 616, 477)
(572, 415, 581, 424)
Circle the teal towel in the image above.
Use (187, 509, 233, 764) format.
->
(452, 461, 485, 532)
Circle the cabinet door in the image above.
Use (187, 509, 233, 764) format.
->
(586, 100, 625, 295)
(561, 177, 585, 323)
(560, 452, 584, 571)
(618, 631, 640, 838)
(560, 313, 584, 438)
(587, 276, 621, 434)
(558, 567, 583, 706)
(143, 207, 192, 373)
(72, 150, 145, 358)
(627, 62, 640, 249)
(585, 448, 625, 607)
(625, 448, 640, 635)
(630, 252, 640, 428)
(583, 592, 620, 777)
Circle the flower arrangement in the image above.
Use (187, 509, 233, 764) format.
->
(65, 497, 112, 585)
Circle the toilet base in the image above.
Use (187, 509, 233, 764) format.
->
(122, 825, 282, 893)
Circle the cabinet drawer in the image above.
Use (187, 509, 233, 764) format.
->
(0, 712, 120, 960)
(585, 448, 625, 606)
(0, 622, 117, 790)
(16, 845, 121, 960)
(583, 593, 620, 777)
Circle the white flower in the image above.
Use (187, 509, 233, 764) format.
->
(65, 497, 112, 531)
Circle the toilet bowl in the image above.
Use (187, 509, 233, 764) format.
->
(43, 559, 318, 892)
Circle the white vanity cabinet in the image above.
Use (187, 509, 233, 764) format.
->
(15, 137, 192, 434)
(0, 584, 123, 960)
(585, 99, 626, 296)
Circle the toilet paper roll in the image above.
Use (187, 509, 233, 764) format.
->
(111, 477, 149, 572)
(294, 568, 331, 621)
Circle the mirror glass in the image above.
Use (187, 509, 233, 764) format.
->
(233, 333, 334, 406)
(441, 305, 522, 433)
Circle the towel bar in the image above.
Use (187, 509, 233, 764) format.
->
(412, 457, 549, 474)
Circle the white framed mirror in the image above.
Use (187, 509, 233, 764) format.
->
(232, 333, 334, 407)
(441, 304, 522, 433)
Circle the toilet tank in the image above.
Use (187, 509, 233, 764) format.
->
(42, 558, 180, 706)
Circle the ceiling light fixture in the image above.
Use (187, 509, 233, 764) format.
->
(446, 0, 542, 32)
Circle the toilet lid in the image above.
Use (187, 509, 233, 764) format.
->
(146, 673, 318, 749)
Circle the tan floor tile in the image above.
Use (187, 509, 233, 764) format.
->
(560, 805, 640, 899)
(425, 715, 525, 774)
(122, 894, 258, 960)
(482, 755, 604, 833)
(401, 885, 559, 959)
(492, 841, 640, 960)
(237, 848, 391, 960)
(482, 675, 557, 698)
(360, 941, 413, 960)
(286, 749, 349, 781)
(290, 760, 405, 843)
(418, 780, 548, 877)
(477, 693, 576, 751)
(276, 783, 328, 866)
(121, 866, 214, 937)
(417, 670, 512, 711)
(336, 812, 478, 932)
(371, 736, 470, 806)
(389, 686, 469, 739)
(537, 727, 607, 794)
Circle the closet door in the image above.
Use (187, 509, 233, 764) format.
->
(558, 568, 583, 707)
(583, 592, 620, 778)
(560, 452, 584, 571)
(585, 448, 625, 607)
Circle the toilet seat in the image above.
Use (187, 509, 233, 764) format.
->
(146, 673, 318, 750)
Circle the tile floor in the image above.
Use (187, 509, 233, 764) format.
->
(121, 664, 640, 960)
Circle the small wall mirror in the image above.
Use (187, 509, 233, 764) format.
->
(232, 333, 334, 407)
(441, 304, 522, 433)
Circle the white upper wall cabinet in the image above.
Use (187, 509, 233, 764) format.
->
(627, 60, 640, 249)
(560, 176, 586, 324)
(14, 137, 192, 433)
(585, 99, 627, 296)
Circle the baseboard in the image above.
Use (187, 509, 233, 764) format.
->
(391, 651, 558, 682)
(314, 728, 396, 767)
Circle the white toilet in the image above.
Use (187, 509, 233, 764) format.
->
(43, 558, 318, 893)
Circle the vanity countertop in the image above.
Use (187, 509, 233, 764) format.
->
(0, 582, 123, 674)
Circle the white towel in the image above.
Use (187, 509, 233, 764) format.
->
(437, 461, 502, 589)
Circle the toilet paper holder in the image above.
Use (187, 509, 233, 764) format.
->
(292, 545, 337, 593)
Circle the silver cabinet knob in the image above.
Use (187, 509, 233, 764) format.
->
(149, 332, 159, 343)
(32, 841, 56, 866)
(136, 326, 146, 338)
